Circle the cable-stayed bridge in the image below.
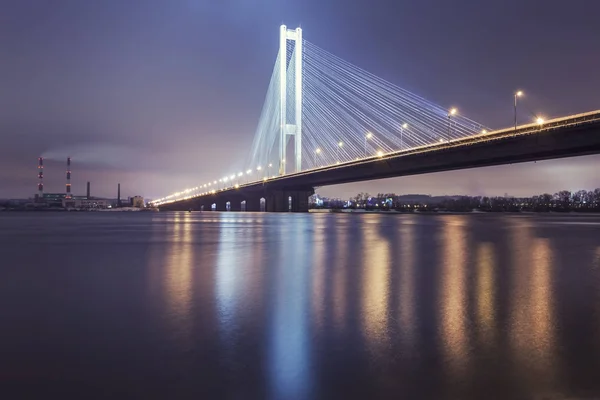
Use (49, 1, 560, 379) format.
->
(153, 26, 600, 212)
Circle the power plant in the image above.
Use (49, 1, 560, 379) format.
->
(37, 157, 44, 197)
(31, 157, 143, 210)
(66, 157, 71, 199)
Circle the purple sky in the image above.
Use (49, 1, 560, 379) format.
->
(1, 0, 599, 200)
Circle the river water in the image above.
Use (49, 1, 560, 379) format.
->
(1, 212, 600, 399)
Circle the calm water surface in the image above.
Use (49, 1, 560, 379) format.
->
(1, 212, 600, 399)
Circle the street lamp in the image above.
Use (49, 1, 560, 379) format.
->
(482, 129, 487, 134)
(365, 132, 373, 157)
(514, 91, 523, 133)
(256, 166, 262, 181)
(401, 123, 408, 150)
(536, 117, 544, 125)
(314, 148, 321, 168)
(337, 141, 343, 162)
(447, 108, 457, 138)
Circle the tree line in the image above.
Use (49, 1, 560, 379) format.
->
(312, 188, 600, 212)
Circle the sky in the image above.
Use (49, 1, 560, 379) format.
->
(1, 0, 599, 200)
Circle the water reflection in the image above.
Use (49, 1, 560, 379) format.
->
(476, 242, 495, 343)
(529, 238, 554, 367)
(311, 217, 327, 331)
(509, 220, 557, 383)
(362, 217, 391, 353)
(164, 212, 194, 347)
(6, 212, 600, 398)
(332, 218, 349, 332)
(398, 221, 415, 346)
(439, 216, 469, 374)
(216, 216, 242, 344)
(269, 217, 312, 400)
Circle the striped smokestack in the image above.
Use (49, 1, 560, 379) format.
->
(66, 157, 72, 199)
(37, 157, 44, 197)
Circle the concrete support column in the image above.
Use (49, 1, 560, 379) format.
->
(289, 190, 311, 212)
(229, 201, 242, 212)
(246, 197, 262, 212)
(293, 190, 311, 212)
(266, 191, 288, 212)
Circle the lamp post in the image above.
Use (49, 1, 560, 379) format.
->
(447, 108, 457, 138)
(365, 132, 373, 157)
(256, 166, 262, 181)
(401, 123, 408, 150)
(514, 90, 523, 133)
(337, 141, 343, 163)
(314, 148, 321, 168)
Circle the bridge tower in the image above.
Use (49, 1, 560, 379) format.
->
(279, 25, 303, 175)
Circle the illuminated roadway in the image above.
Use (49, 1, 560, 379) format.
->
(159, 110, 600, 212)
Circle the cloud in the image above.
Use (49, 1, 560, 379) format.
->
(41, 144, 141, 169)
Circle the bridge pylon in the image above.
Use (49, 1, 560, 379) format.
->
(279, 25, 303, 175)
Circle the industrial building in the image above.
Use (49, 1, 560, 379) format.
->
(33, 157, 134, 210)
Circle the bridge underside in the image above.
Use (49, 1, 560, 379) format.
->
(160, 118, 600, 212)
(160, 188, 314, 213)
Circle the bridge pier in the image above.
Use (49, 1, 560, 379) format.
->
(265, 189, 313, 212)
(290, 190, 311, 212)
(266, 191, 286, 212)
(229, 201, 242, 212)
(246, 197, 262, 212)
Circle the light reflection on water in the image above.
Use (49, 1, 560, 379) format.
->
(2, 212, 600, 399)
(509, 221, 557, 387)
(164, 213, 194, 347)
(361, 219, 391, 356)
(439, 216, 469, 377)
(268, 216, 312, 400)
(398, 221, 415, 347)
(476, 242, 495, 344)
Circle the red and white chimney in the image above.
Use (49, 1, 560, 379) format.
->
(37, 157, 44, 197)
(66, 157, 72, 199)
